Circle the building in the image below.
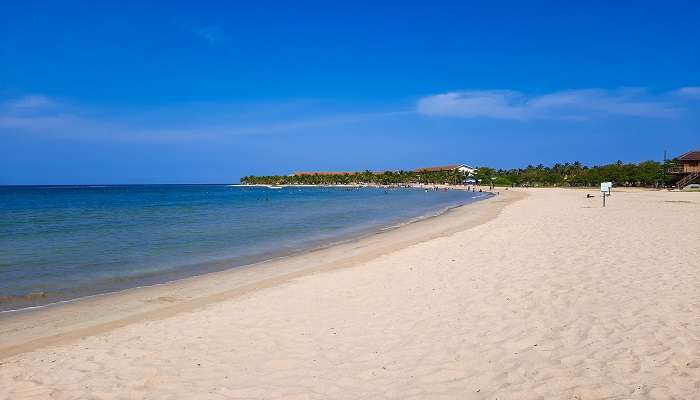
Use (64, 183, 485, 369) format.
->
(414, 164, 477, 176)
(669, 150, 700, 189)
(674, 150, 700, 173)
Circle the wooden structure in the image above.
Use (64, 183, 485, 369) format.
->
(669, 150, 700, 188)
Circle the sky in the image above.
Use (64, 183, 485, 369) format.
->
(1, 0, 699, 184)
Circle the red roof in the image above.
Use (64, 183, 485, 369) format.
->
(677, 150, 700, 161)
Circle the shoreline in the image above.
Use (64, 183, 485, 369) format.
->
(0, 185, 487, 313)
(0, 189, 517, 359)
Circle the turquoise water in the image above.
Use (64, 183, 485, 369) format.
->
(0, 185, 487, 311)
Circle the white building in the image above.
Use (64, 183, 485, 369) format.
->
(414, 164, 477, 176)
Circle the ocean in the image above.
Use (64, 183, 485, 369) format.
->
(0, 185, 488, 311)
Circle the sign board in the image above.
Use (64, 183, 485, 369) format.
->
(600, 182, 612, 206)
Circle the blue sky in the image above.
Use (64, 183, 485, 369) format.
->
(1, 1, 699, 184)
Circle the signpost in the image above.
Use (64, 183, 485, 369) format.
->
(600, 182, 612, 207)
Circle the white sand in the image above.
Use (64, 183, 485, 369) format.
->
(1, 188, 698, 399)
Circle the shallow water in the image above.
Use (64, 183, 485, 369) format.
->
(0, 185, 486, 311)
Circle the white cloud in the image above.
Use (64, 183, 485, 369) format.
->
(2, 94, 56, 113)
(417, 88, 686, 120)
(671, 86, 700, 100)
(417, 90, 529, 120)
(0, 94, 407, 143)
(3, 86, 694, 144)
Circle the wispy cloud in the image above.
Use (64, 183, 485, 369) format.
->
(194, 25, 226, 44)
(3, 86, 695, 144)
(417, 88, 691, 120)
(671, 86, 700, 100)
(2, 94, 56, 113)
(0, 94, 406, 143)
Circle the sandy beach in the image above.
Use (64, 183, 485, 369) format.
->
(1, 188, 699, 399)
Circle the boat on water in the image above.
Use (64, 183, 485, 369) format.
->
(268, 185, 283, 189)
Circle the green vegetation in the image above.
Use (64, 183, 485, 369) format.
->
(483, 160, 675, 187)
(241, 170, 468, 185)
(241, 160, 677, 188)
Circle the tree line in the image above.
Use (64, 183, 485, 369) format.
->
(241, 170, 467, 185)
(476, 160, 676, 188)
(241, 160, 678, 188)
